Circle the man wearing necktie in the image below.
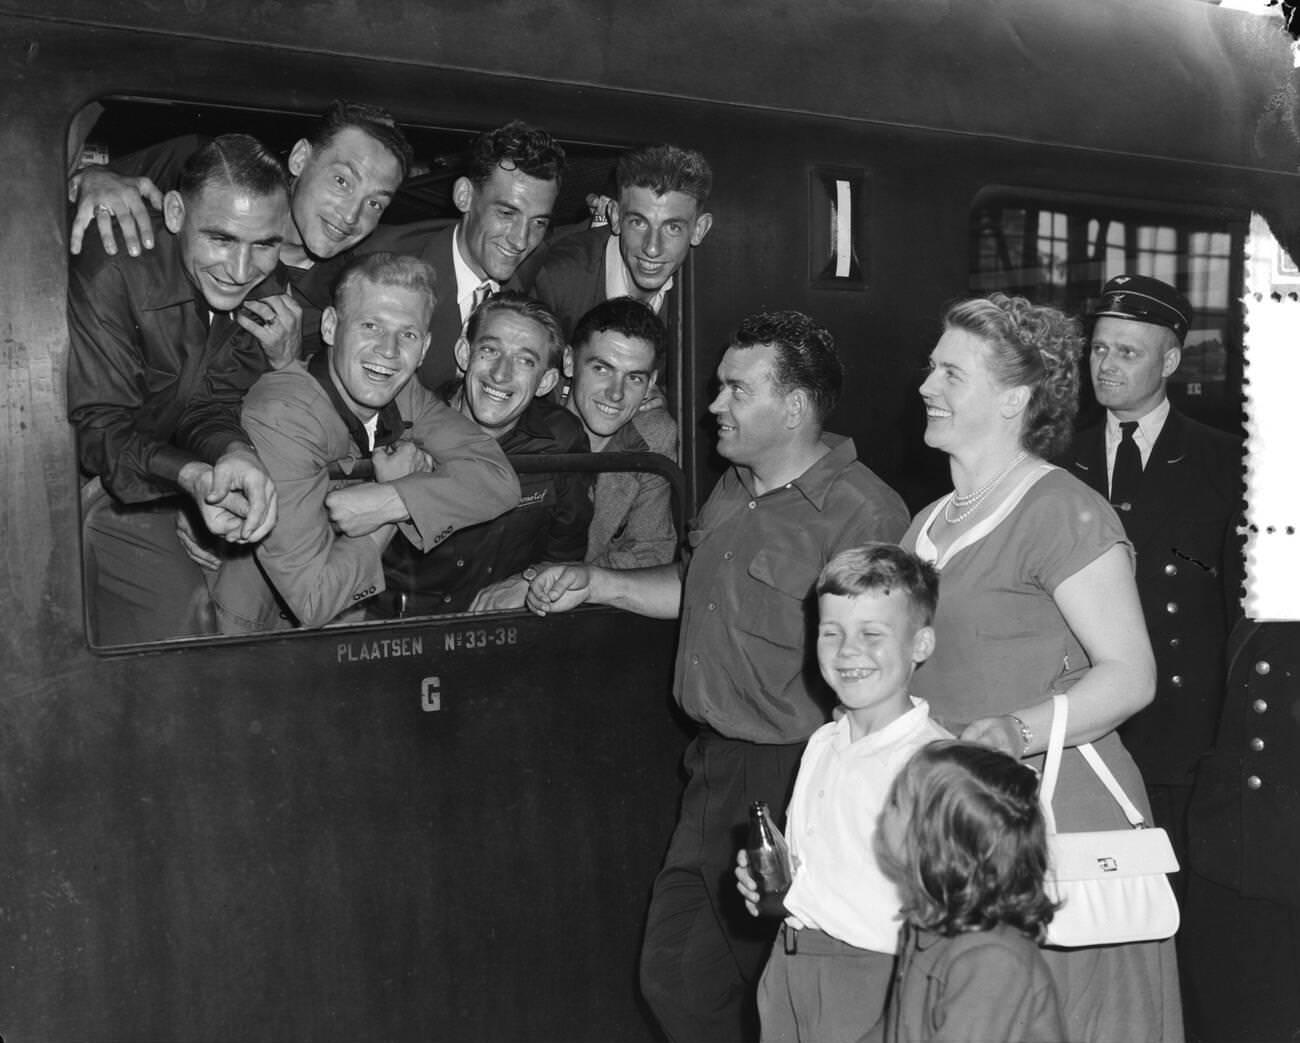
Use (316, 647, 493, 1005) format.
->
(361, 121, 566, 392)
(1063, 273, 1243, 909)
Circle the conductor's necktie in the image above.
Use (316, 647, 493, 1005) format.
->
(1109, 420, 1141, 511)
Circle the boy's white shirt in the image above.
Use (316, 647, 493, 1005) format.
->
(782, 696, 951, 953)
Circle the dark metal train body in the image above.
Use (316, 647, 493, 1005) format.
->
(2, 2, 1296, 1039)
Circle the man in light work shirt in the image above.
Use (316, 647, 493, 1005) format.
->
(208, 252, 518, 631)
(526, 310, 909, 1043)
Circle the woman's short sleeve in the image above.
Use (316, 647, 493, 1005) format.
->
(1014, 470, 1133, 593)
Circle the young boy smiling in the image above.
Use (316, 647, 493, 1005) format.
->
(736, 542, 950, 1042)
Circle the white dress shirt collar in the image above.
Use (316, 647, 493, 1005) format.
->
(604, 233, 671, 314)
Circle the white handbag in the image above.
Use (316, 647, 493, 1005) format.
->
(1040, 694, 1180, 948)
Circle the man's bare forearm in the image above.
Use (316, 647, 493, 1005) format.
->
(587, 562, 683, 619)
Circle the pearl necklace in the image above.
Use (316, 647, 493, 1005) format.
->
(943, 450, 1028, 524)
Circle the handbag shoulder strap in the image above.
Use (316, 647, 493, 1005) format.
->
(1039, 694, 1068, 834)
(1077, 744, 1147, 827)
(1038, 694, 1148, 833)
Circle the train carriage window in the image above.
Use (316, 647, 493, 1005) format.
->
(969, 190, 1247, 433)
(70, 98, 684, 651)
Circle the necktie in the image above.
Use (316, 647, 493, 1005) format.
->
(471, 280, 495, 315)
(1110, 420, 1141, 511)
(208, 308, 236, 349)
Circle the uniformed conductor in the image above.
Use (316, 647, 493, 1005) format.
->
(1063, 273, 1243, 891)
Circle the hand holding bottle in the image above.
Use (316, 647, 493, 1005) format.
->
(740, 801, 792, 917)
(734, 850, 770, 918)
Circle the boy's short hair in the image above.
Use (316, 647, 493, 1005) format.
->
(816, 543, 939, 627)
(570, 296, 668, 371)
(616, 144, 712, 206)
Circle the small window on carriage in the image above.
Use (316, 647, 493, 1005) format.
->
(967, 188, 1248, 435)
(68, 96, 676, 649)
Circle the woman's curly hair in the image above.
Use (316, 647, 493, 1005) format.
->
(943, 293, 1083, 459)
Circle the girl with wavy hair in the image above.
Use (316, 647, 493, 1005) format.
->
(873, 740, 1064, 1042)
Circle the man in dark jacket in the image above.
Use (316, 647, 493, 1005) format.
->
(1184, 619, 1300, 1042)
(1062, 273, 1243, 890)
(68, 134, 294, 644)
(375, 292, 592, 616)
(361, 122, 566, 390)
(529, 143, 712, 339)
(69, 100, 414, 360)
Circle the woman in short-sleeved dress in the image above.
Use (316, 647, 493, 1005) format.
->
(902, 294, 1183, 1043)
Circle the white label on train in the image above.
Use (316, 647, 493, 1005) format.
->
(336, 635, 425, 662)
(444, 627, 519, 651)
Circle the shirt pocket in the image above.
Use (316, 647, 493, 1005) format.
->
(737, 548, 819, 650)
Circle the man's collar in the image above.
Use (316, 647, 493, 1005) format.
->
(733, 433, 857, 510)
(451, 224, 494, 304)
(287, 254, 348, 309)
(1106, 397, 1170, 444)
(603, 233, 672, 313)
(600, 414, 649, 453)
(306, 349, 406, 453)
(502, 396, 560, 445)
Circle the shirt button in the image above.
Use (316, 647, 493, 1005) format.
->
(723, 551, 734, 560)
(1252, 698, 1269, 714)
(748, 501, 757, 509)
(1164, 563, 1177, 576)
(456, 559, 465, 568)
(1170, 675, 1183, 687)
(1169, 637, 1181, 649)
(1250, 737, 1264, 752)
(1165, 601, 1178, 614)
(442, 595, 452, 603)
(1246, 775, 1262, 790)
(707, 602, 717, 612)
(691, 655, 700, 666)
(1255, 660, 1271, 676)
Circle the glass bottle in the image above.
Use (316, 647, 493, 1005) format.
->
(747, 800, 791, 916)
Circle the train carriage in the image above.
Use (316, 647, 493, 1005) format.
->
(1, 1, 1296, 1039)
